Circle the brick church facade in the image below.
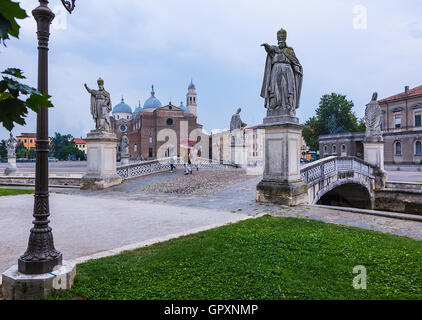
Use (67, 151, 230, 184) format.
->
(110, 81, 203, 160)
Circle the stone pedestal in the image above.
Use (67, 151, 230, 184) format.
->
(364, 139, 387, 190)
(256, 120, 308, 206)
(120, 153, 130, 165)
(1, 261, 76, 300)
(363, 140, 385, 172)
(230, 131, 247, 167)
(81, 130, 122, 190)
(4, 156, 17, 176)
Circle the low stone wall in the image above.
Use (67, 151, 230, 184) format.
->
(0, 174, 81, 188)
(375, 182, 422, 215)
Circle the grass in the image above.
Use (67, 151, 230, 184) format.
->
(49, 215, 422, 300)
(0, 188, 34, 196)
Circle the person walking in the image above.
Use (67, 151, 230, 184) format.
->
(169, 155, 176, 173)
(184, 152, 190, 175)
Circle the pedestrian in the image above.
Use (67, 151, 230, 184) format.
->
(169, 155, 176, 173)
(188, 154, 192, 174)
(184, 152, 190, 175)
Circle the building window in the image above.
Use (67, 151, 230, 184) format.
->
(117, 115, 119, 119)
(395, 141, 402, 156)
(166, 118, 173, 126)
(149, 136, 153, 144)
(332, 145, 337, 153)
(415, 112, 422, 127)
(149, 148, 153, 158)
(415, 141, 422, 155)
(341, 144, 346, 153)
(119, 124, 127, 132)
(324, 145, 328, 153)
(394, 115, 401, 128)
(134, 144, 137, 152)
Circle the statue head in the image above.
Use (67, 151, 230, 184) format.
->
(277, 28, 287, 47)
(97, 77, 104, 90)
(236, 107, 242, 114)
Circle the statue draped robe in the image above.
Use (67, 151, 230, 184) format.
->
(87, 88, 112, 132)
(261, 46, 303, 115)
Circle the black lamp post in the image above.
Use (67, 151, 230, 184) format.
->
(18, 0, 76, 275)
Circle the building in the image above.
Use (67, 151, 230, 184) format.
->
(16, 133, 51, 149)
(73, 138, 87, 154)
(319, 85, 422, 164)
(110, 82, 203, 160)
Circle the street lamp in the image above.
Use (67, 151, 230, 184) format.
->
(18, 0, 76, 274)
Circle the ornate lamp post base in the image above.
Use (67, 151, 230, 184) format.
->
(2, 261, 76, 300)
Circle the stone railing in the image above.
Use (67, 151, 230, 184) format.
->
(300, 156, 375, 187)
(116, 157, 236, 180)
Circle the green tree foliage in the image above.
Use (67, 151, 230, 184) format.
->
(0, 0, 53, 131)
(302, 93, 362, 151)
(0, 140, 7, 158)
(51, 132, 84, 160)
(15, 141, 28, 158)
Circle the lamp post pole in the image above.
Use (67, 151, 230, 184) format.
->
(18, 0, 76, 275)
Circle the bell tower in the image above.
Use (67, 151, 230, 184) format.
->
(186, 79, 197, 116)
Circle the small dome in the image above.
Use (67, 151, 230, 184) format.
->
(133, 100, 143, 114)
(188, 80, 196, 90)
(178, 101, 191, 114)
(144, 85, 162, 109)
(113, 98, 132, 113)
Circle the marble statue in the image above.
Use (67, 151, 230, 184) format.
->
(84, 78, 112, 132)
(6, 132, 17, 158)
(365, 92, 382, 141)
(121, 135, 129, 155)
(230, 108, 247, 132)
(261, 28, 303, 118)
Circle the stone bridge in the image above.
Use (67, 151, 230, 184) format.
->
(300, 156, 383, 208)
(116, 157, 237, 180)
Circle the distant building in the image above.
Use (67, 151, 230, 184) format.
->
(319, 85, 422, 164)
(16, 133, 51, 149)
(110, 82, 203, 160)
(73, 138, 87, 154)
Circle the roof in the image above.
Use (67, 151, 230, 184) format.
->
(112, 98, 132, 113)
(74, 138, 86, 144)
(18, 133, 36, 138)
(379, 85, 422, 103)
(144, 86, 162, 109)
(188, 80, 196, 90)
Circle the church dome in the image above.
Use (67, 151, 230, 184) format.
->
(179, 101, 191, 114)
(133, 100, 143, 114)
(113, 98, 132, 113)
(188, 80, 196, 90)
(143, 86, 162, 109)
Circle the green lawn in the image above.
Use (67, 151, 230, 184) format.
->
(0, 189, 34, 196)
(50, 215, 422, 300)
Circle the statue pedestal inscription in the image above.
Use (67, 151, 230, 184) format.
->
(256, 122, 308, 205)
(256, 28, 308, 206)
(81, 131, 122, 190)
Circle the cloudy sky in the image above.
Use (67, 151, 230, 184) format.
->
(1, 0, 422, 140)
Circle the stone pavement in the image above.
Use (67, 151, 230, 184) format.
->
(1, 169, 421, 276)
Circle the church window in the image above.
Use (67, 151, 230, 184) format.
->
(341, 144, 346, 152)
(134, 144, 137, 152)
(415, 141, 422, 155)
(149, 148, 153, 157)
(167, 118, 174, 126)
(149, 136, 153, 144)
(332, 145, 337, 153)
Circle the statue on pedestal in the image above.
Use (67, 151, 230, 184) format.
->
(121, 135, 129, 155)
(261, 28, 303, 119)
(230, 108, 247, 132)
(6, 132, 17, 158)
(364, 92, 383, 141)
(84, 78, 112, 132)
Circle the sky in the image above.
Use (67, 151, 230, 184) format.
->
(1, 0, 422, 140)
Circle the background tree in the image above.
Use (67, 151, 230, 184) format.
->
(0, 140, 7, 158)
(0, 0, 53, 131)
(15, 141, 28, 158)
(51, 132, 84, 160)
(302, 93, 363, 151)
